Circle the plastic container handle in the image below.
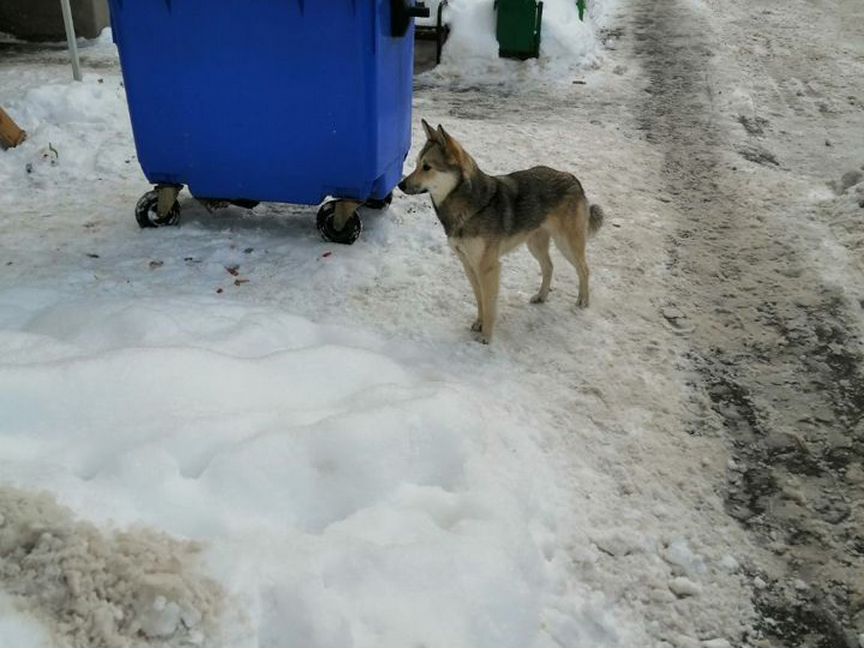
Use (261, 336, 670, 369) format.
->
(392, 0, 430, 36)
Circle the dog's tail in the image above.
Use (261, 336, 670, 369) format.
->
(588, 203, 605, 236)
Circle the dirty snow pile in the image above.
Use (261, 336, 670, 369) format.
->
(0, 488, 223, 648)
(432, 0, 620, 83)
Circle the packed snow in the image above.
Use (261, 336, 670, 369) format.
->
(0, 0, 804, 645)
(0, 291, 620, 647)
(429, 0, 619, 84)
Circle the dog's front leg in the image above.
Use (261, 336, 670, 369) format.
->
(478, 257, 501, 344)
(457, 252, 484, 332)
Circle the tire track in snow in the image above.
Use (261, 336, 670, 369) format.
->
(632, 0, 864, 646)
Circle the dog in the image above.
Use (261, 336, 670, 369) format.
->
(398, 120, 605, 344)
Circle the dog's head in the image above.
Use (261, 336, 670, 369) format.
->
(398, 120, 473, 204)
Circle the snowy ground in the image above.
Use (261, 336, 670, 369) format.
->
(1, 1, 863, 647)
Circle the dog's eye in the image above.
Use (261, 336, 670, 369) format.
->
(422, 163, 431, 171)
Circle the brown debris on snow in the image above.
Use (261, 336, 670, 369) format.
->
(0, 487, 224, 648)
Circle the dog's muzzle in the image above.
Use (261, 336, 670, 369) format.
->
(397, 178, 426, 195)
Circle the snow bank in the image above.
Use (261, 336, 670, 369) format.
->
(0, 487, 223, 648)
(0, 74, 132, 209)
(432, 0, 620, 84)
(0, 292, 640, 647)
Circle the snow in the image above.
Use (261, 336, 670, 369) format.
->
(701, 640, 732, 648)
(1, 287, 642, 646)
(668, 577, 702, 598)
(0, 60, 644, 648)
(0, 61, 752, 647)
(0, 6, 797, 647)
(0, 593, 53, 648)
(430, 0, 619, 85)
(0, 488, 222, 647)
(662, 539, 707, 576)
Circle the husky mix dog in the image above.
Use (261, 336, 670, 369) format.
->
(398, 120, 605, 344)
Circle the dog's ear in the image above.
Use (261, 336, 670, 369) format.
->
(437, 125, 463, 161)
(421, 119, 438, 142)
(437, 125, 475, 186)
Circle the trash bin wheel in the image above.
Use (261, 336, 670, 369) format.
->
(317, 200, 362, 245)
(364, 193, 393, 210)
(135, 189, 181, 228)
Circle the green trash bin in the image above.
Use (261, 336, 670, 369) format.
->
(495, 0, 544, 60)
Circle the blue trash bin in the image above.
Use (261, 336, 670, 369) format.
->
(108, 0, 428, 243)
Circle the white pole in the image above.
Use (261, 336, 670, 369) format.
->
(59, 0, 82, 81)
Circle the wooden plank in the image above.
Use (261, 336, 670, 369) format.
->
(0, 107, 27, 149)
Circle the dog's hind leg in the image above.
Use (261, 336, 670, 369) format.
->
(552, 220, 590, 308)
(457, 253, 484, 332)
(527, 230, 553, 304)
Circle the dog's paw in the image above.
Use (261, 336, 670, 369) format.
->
(470, 319, 483, 332)
(477, 335, 491, 345)
(530, 292, 547, 304)
(576, 294, 589, 308)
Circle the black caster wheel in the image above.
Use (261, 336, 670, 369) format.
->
(316, 200, 362, 245)
(364, 193, 393, 210)
(135, 189, 180, 228)
(230, 199, 260, 209)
